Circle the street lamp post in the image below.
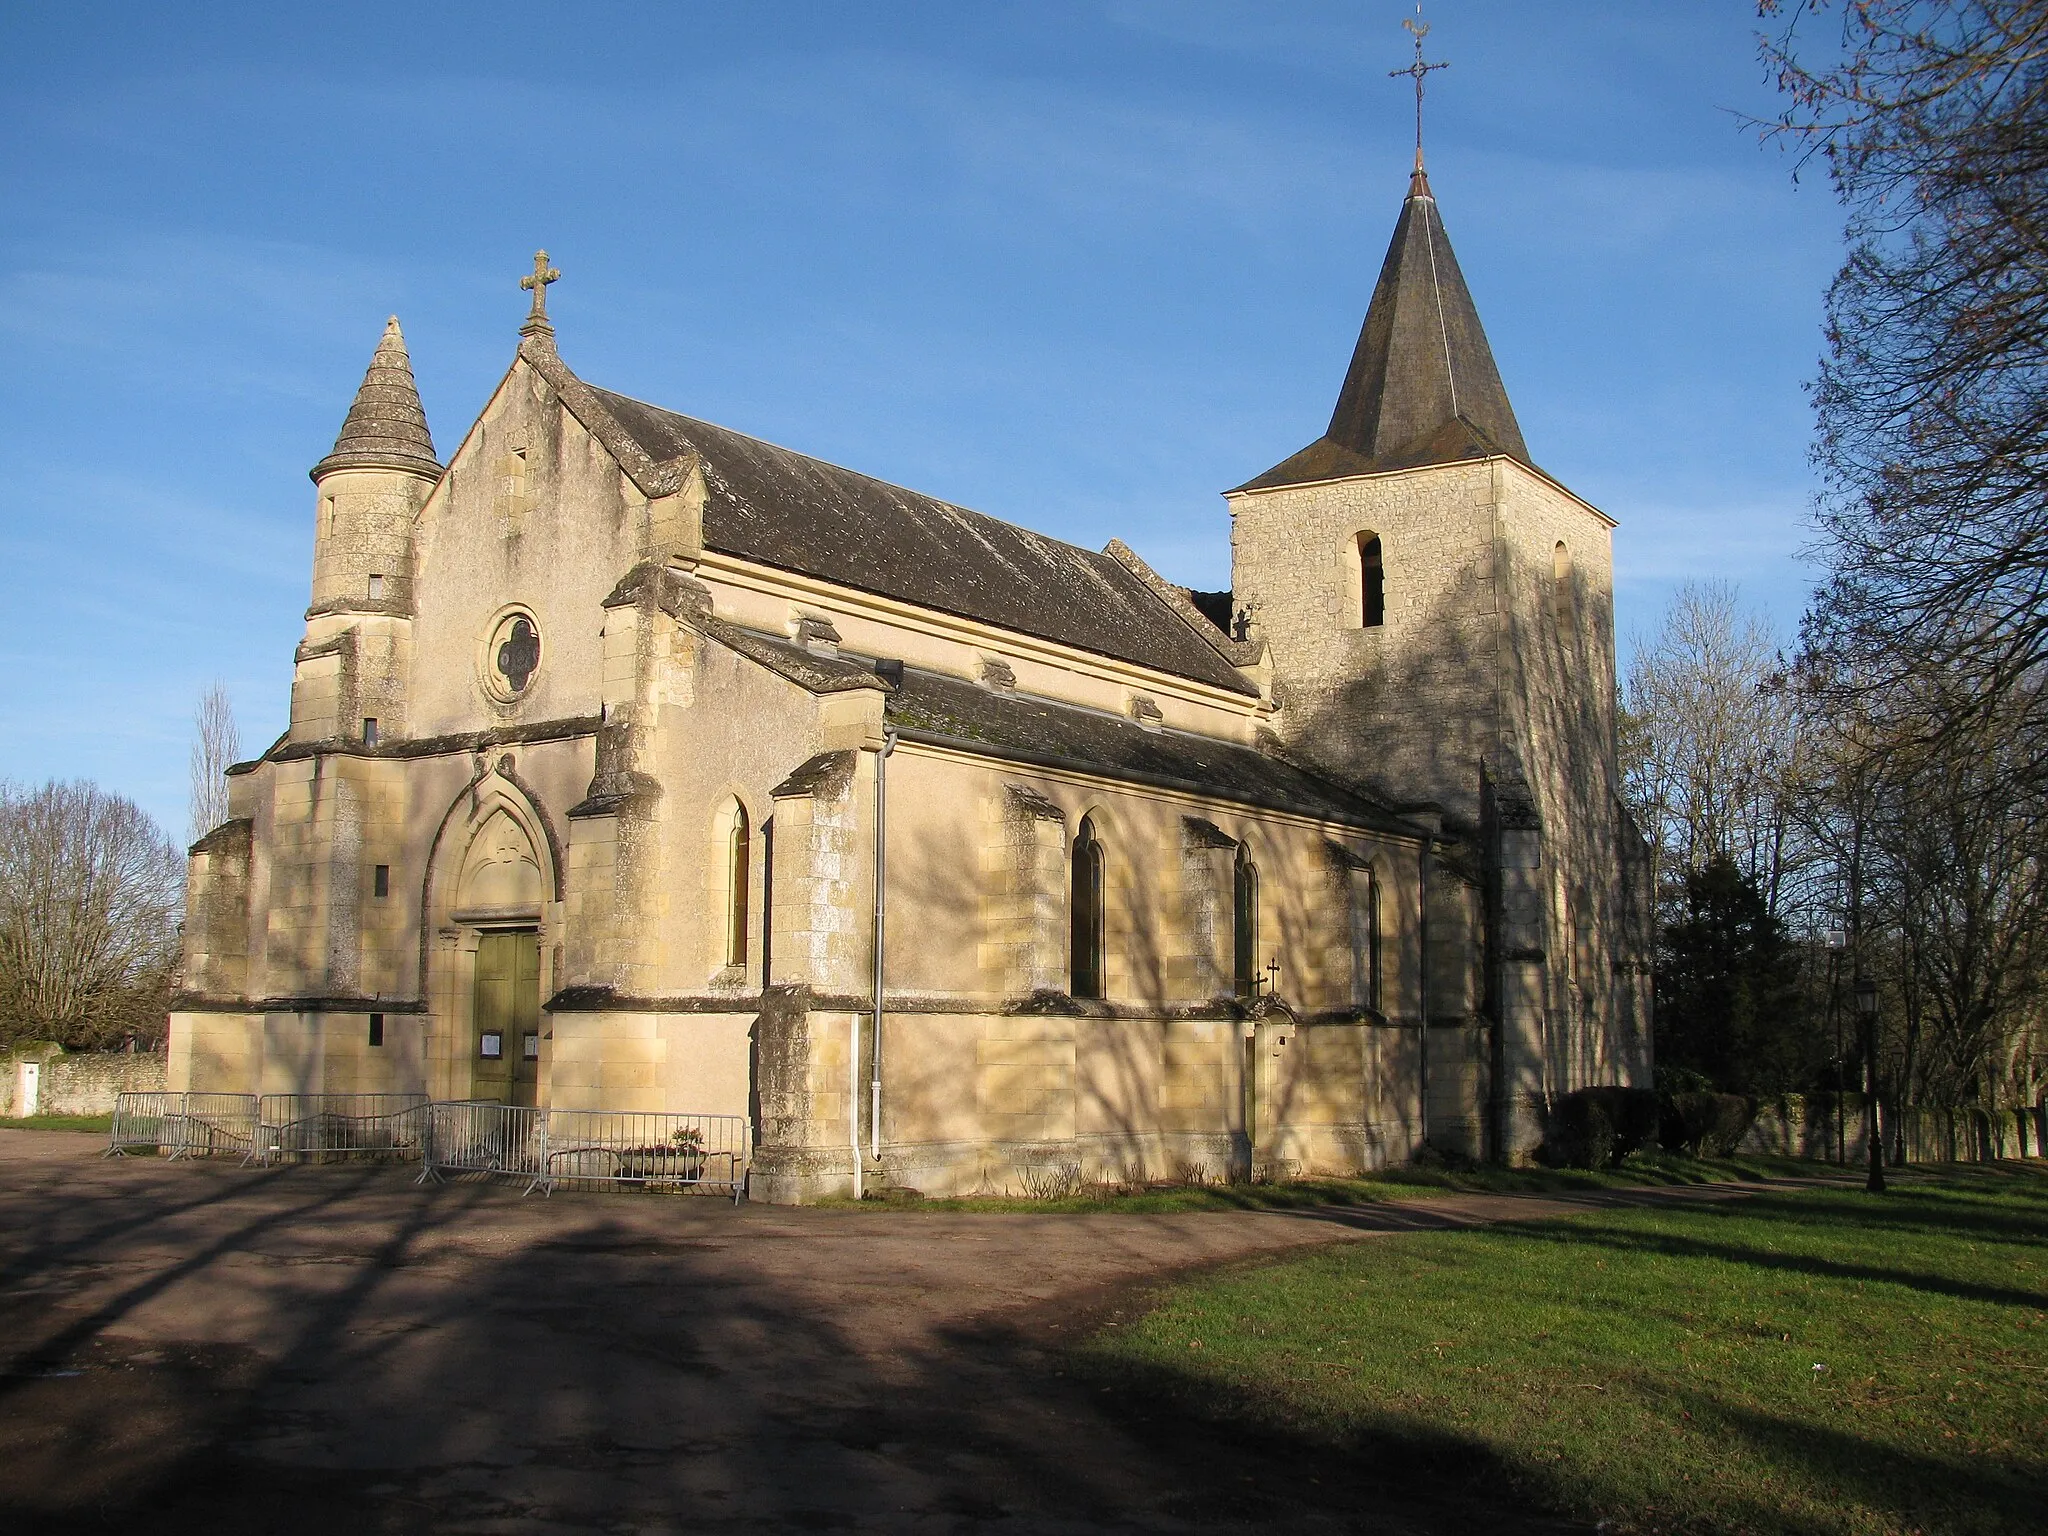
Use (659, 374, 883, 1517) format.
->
(1855, 975, 1885, 1193)
(1826, 929, 1846, 1164)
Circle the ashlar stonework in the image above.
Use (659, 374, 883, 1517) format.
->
(172, 170, 1652, 1199)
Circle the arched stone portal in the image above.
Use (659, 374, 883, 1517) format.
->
(457, 810, 545, 920)
(426, 789, 556, 1105)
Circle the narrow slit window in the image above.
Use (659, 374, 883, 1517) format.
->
(361, 717, 379, 746)
(368, 1013, 384, 1048)
(1070, 815, 1105, 999)
(1233, 844, 1259, 998)
(1552, 541, 1574, 630)
(367, 573, 385, 601)
(1366, 869, 1383, 1013)
(1359, 534, 1385, 628)
(372, 864, 390, 899)
(759, 815, 775, 988)
(725, 801, 751, 968)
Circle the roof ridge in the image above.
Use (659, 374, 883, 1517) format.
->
(525, 368, 1260, 698)
(584, 383, 1152, 577)
(585, 383, 975, 514)
(1420, 194, 1459, 422)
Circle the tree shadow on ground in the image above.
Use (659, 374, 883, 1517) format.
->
(4, 1152, 2040, 1535)
(1056, 1336, 2044, 1536)
(1479, 1176, 2048, 1312)
(0, 1154, 1597, 1536)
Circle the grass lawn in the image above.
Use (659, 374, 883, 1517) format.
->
(824, 1151, 1817, 1213)
(0, 1113, 113, 1132)
(1075, 1164, 2047, 1535)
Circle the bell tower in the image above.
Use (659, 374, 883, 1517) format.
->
(1225, 148, 1647, 1157)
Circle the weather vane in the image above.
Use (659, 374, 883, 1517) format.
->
(1388, 4, 1448, 174)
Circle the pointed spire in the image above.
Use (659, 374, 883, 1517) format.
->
(1327, 176, 1527, 464)
(1237, 173, 1528, 492)
(311, 316, 442, 483)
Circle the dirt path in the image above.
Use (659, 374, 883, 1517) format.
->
(0, 1129, 1764, 1534)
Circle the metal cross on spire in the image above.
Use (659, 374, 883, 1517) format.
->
(519, 250, 561, 337)
(1388, 5, 1448, 175)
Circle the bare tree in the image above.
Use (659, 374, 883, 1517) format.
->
(1869, 680, 2047, 1119)
(0, 781, 183, 1050)
(188, 683, 240, 847)
(1787, 657, 2048, 1153)
(1622, 582, 1804, 913)
(1759, 1, 2048, 784)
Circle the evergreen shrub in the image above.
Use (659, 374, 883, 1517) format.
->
(1661, 1091, 1755, 1156)
(1545, 1086, 1661, 1168)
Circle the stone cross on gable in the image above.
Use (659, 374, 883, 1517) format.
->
(520, 250, 561, 337)
(1389, 6, 1448, 173)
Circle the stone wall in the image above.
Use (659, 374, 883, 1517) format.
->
(1229, 458, 1500, 824)
(861, 1005, 1443, 1198)
(3, 1045, 166, 1117)
(1741, 1094, 2047, 1163)
(1739, 1093, 1871, 1163)
(1228, 453, 1651, 1165)
(177, 329, 1541, 1200)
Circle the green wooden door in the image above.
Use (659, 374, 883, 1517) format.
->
(473, 931, 541, 1106)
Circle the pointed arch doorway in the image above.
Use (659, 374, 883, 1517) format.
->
(472, 930, 541, 1106)
(453, 808, 547, 1106)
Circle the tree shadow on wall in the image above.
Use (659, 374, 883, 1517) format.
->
(1288, 562, 1640, 1111)
(886, 811, 1210, 1188)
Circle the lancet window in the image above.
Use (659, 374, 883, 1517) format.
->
(725, 801, 751, 969)
(1233, 844, 1259, 999)
(1070, 815, 1105, 999)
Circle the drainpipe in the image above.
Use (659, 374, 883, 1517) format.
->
(1417, 835, 1433, 1154)
(867, 729, 899, 1171)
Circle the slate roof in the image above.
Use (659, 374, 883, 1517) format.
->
(313, 317, 442, 481)
(584, 386, 1257, 696)
(1239, 169, 1530, 492)
(881, 665, 1422, 836)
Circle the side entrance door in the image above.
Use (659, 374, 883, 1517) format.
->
(472, 930, 542, 1106)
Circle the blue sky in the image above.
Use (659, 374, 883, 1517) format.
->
(0, 1, 1842, 835)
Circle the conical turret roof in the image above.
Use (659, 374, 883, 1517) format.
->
(1237, 169, 1529, 491)
(311, 316, 442, 482)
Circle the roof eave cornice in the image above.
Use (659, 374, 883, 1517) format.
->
(309, 451, 445, 485)
(1224, 452, 1616, 528)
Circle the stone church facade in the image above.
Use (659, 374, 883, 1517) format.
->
(172, 164, 1653, 1199)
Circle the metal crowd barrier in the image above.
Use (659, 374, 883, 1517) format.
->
(417, 1100, 549, 1190)
(107, 1094, 750, 1200)
(418, 1103, 749, 1201)
(105, 1092, 260, 1160)
(536, 1110, 750, 1201)
(253, 1093, 430, 1165)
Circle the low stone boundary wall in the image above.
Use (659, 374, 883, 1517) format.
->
(1741, 1093, 2047, 1163)
(4, 1045, 166, 1117)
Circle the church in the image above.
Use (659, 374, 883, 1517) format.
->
(171, 156, 1654, 1201)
